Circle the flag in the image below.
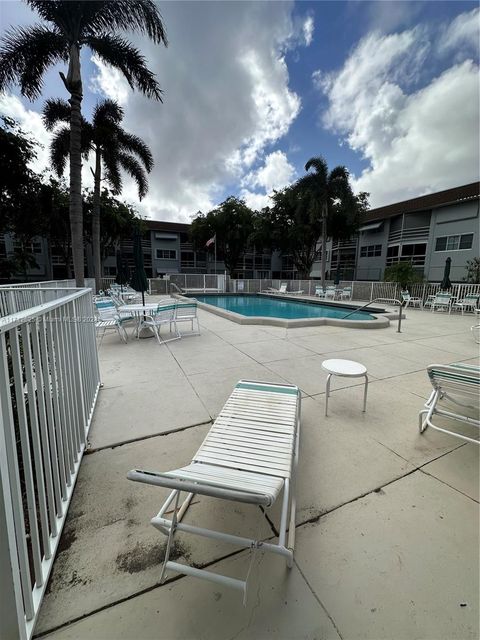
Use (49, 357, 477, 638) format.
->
(206, 234, 216, 247)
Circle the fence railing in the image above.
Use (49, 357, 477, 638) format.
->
(1, 278, 96, 291)
(0, 287, 101, 640)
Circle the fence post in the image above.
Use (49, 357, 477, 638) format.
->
(370, 282, 374, 301)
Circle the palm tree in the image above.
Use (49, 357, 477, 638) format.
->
(0, 0, 167, 286)
(297, 157, 361, 289)
(43, 97, 153, 291)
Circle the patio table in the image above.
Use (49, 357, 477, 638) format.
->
(322, 358, 368, 417)
(118, 303, 162, 338)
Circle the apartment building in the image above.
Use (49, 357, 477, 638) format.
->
(1, 182, 478, 284)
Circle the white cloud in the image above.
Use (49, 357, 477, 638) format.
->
(240, 150, 295, 210)
(441, 7, 479, 54)
(89, 1, 301, 221)
(313, 18, 479, 207)
(0, 94, 52, 175)
(303, 15, 314, 46)
(89, 55, 130, 106)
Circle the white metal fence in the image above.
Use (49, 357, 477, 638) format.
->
(2, 278, 96, 292)
(0, 287, 101, 640)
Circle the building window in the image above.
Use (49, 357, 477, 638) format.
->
(360, 244, 382, 258)
(155, 249, 177, 260)
(14, 240, 42, 254)
(435, 233, 473, 251)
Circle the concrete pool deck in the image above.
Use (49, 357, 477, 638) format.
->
(36, 300, 479, 640)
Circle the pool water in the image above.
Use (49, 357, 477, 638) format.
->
(193, 295, 375, 321)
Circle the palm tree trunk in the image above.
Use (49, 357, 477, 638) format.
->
(321, 202, 327, 289)
(69, 90, 84, 287)
(92, 147, 102, 293)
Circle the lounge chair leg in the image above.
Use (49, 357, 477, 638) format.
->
(159, 490, 180, 584)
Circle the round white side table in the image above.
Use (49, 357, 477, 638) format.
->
(321, 358, 368, 417)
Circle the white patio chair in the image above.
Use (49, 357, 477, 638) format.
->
(315, 286, 325, 298)
(128, 379, 301, 597)
(94, 299, 132, 343)
(419, 363, 479, 445)
(325, 286, 336, 300)
(173, 301, 200, 336)
(452, 294, 479, 315)
(423, 294, 435, 310)
(340, 287, 352, 300)
(141, 302, 180, 345)
(401, 290, 422, 308)
(431, 292, 452, 313)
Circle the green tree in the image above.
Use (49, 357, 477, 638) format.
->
(191, 197, 255, 277)
(384, 262, 423, 289)
(0, 0, 167, 286)
(295, 157, 368, 284)
(43, 97, 153, 291)
(464, 257, 480, 284)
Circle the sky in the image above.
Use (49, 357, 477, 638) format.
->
(0, 0, 479, 222)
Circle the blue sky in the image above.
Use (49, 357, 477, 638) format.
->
(1, 1, 479, 221)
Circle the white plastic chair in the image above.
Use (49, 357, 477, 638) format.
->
(94, 299, 132, 343)
(173, 301, 200, 336)
(141, 302, 180, 345)
(452, 294, 479, 315)
(325, 286, 336, 300)
(315, 286, 325, 298)
(401, 290, 422, 308)
(431, 292, 452, 313)
(340, 287, 352, 300)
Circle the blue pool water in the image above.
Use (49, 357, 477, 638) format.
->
(193, 295, 375, 321)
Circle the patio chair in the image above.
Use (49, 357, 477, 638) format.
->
(340, 287, 352, 301)
(423, 294, 436, 310)
(94, 299, 133, 343)
(128, 379, 300, 597)
(419, 363, 479, 445)
(315, 286, 325, 298)
(325, 286, 336, 300)
(451, 294, 479, 315)
(173, 301, 200, 336)
(431, 292, 452, 313)
(267, 282, 288, 294)
(401, 290, 422, 308)
(141, 302, 180, 345)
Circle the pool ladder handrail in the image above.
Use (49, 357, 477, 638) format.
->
(169, 282, 184, 295)
(342, 297, 404, 333)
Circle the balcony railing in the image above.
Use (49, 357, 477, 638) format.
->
(388, 226, 430, 243)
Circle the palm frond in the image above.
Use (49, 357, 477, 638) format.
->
(50, 126, 70, 176)
(118, 152, 148, 199)
(82, 0, 167, 46)
(102, 149, 123, 195)
(42, 98, 70, 130)
(117, 130, 153, 172)
(305, 156, 328, 180)
(25, 1, 65, 24)
(0, 25, 68, 99)
(86, 34, 163, 100)
(92, 98, 124, 128)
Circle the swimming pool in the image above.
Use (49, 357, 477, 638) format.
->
(193, 294, 375, 321)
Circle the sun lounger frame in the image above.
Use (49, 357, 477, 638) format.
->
(419, 363, 479, 445)
(128, 379, 301, 597)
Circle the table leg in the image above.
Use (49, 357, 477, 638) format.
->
(363, 374, 369, 412)
(325, 373, 332, 416)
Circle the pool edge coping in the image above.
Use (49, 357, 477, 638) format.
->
(172, 293, 395, 329)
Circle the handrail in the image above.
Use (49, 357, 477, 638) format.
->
(342, 297, 404, 333)
(169, 282, 184, 294)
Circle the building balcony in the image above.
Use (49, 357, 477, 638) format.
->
(388, 226, 430, 243)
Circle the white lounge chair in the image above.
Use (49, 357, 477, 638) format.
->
(325, 286, 336, 300)
(401, 290, 422, 308)
(419, 363, 479, 445)
(431, 292, 452, 313)
(173, 301, 200, 336)
(315, 286, 325, 298)
(340, 287, 352, 301)
(268, 282, 288, 294)
(128, 379, 301, 597)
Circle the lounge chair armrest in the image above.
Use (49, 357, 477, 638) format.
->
(127, 469, 272, 505)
